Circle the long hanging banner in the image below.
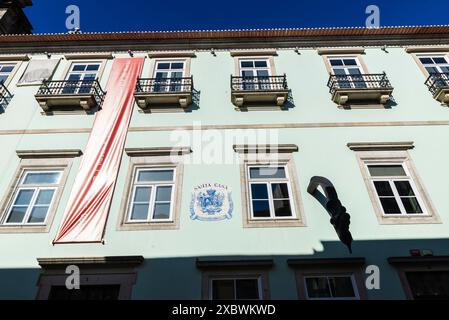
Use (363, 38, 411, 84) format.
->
(54, 57, 144, 244)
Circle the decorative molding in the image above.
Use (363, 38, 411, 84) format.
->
(347, 141, 414, 151)
(64, 53, 114, 60)
(230, 49, 277, 56)
(388, 256, 449, 266)
(0, 54, 30, 61)
(16, 149, 83, 159)
(233, 144, 298, 154)
(37, 256, 144, 268)
(318, 47, 365, 55)
(405, 46, 449, 53)
(148, 51, 196, 58)
(196, 258, 274, 269)
(125, 147, 192, 157)
(288, 257, 366, 267)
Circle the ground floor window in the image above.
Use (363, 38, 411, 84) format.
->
(304, 274, 359, 300)
(211, 277, 262, 300)
(405, 271, 449, 300)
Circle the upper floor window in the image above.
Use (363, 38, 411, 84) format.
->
(367, 163, 424, 215)
(304, 275, 359, 300)
(328, 57, 366, 89)
(3, 170, 62, 225)
(239, 59, 271, 90)
(0, 63, 16, 84)
(418, 55, 449, 74)
(63, 62, 101, 94)
(127, 168, 175, 222)
(153, 60, 186, 92)
(248, 165, 295, 219)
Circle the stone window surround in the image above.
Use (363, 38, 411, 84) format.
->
(288, 257, 367, 300)
(0, 149, 81, 233)
(197, 258, 273, 300)
(0, 54, 29, 87)
(59, 57, 109, 83)
(388, 255, 449, 300)
(36, 255, 143, 300)
(234, 144, 306, 228)
(146, 55, 193, 79)
(232, 51, 278, 77)
(318, 48, 369, 75)
(407, 49, 449, 78)
(347, 142, 440, 225)
(116, 147, 191, 231)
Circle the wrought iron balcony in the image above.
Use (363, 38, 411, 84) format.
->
(327, 72, 394, 106)
(230, 75, 289, 108)
(0, 82, 12, 110)
(134, 77, 194, 110)
(425, 72, 449, 104)
(35, 79, 106, 111)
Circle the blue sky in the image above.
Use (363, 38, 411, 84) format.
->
(25, 0, 449, 33)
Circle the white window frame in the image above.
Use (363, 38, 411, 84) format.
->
(328, 56, 366, 89)
(0, 62, 17, 85)
(304, 274, 360, 300)
(239, 58, 272, 77)
(152, 60, 187, 92)
(417, 55, 449, 74)
(365, 161, 428, 216)
(3, 170, 62, 226)
(126, 167, 176, 223)
(247, 164, 296, 220)
(65, 61, 102, 81)
(209, 276, 263, 300)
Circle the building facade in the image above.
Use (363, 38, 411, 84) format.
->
(1, 26, 449, 300)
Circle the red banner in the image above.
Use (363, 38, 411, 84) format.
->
(54, 57, 144, 243)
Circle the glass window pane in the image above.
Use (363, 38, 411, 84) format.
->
(137, 169, 174, 182)
(242, 70, 254, 77)
(156, 186, 172, 202)
(240, 61, 254, 68)
(367, 165, 406, 177)
(271, 183, 289, 199)
(329, 59, 343, 66)
(35, 189, 55, 205)
(27, 206, 49, 223)
(329, 277, 356, 298)
(235, 279, 260, 300)
(379, 197, 401, 214)
(0, 75, 8, 83)
(373, 181, 394, 196)
(250, 184, 268, 200)
(433, 57, 447, 64)
(67, 74, 82, 81)
(273, 200, 292, 217)
(6, 206, 27, 223)
(1, 65, 14, 73)
(23, 172, 61, 185)
(13, 189, 34, 205)
(212, 280, 234, 299)
(419, 57, 433, 64)
(348, 68, 362, 75)
(394, 181, 415, 196)
(130, 203, 149, 220)
(133, 186, 151, 202)
(426, 66, 439, 74)
(249, 167, 286, 179)
(343, 59, 357, 66)
(72, 64, 86, 71)
(252, 200, 270, 218)
(153, 203, 171, 220)
(401, 197, 423, 214)
(171, 62, 184, 69)
(157, 63, 170, 70)
(86, 64, 100, 71)
(306, 277, 331, 298)
(256, 70, 269, 77)
(254, 60, 267, 68)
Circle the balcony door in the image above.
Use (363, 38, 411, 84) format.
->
(239, 59, 271, 90)
(63, 62, 100, 94)
(329, 57, 366, 89)
(153, 61, 185, 92)
(419, 55, 449, 88)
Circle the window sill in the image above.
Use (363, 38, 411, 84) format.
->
(243, 218, 305, 228)
(118, 221, 179, 231)
(0, 224, 49, 233)
(377, 214, 441, 225)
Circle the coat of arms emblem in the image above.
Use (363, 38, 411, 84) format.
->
(190, 183, 233, 221)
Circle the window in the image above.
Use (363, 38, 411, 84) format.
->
(210, 277, 262, 300)
(248, 165, 295, 219)
(0, 63, 16, 84)
(127, 168, 175, 222)
(64, 62, 101, 94)
(367, 163, 425, 215)
(153, 60, 185, 92)
(348, 142, 440, 224)
(304, 275, 359, 300)
(328, 57, 366, 89)
(418, 55, 449, 74)
(405, 271, 449, 300)
(3, 170, 62, 225)
(239, 59, 271, 90)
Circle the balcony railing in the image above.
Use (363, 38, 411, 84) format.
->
(36, 79, 106, 107)
(231, 75, 288, 92)
(425, 72, 449, 95)
(136, 77, 194, 94)
(0, 81, 12, 109)
(327, 72, 392, 94)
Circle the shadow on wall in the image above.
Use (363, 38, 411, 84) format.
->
(1, 238, 449, 300)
